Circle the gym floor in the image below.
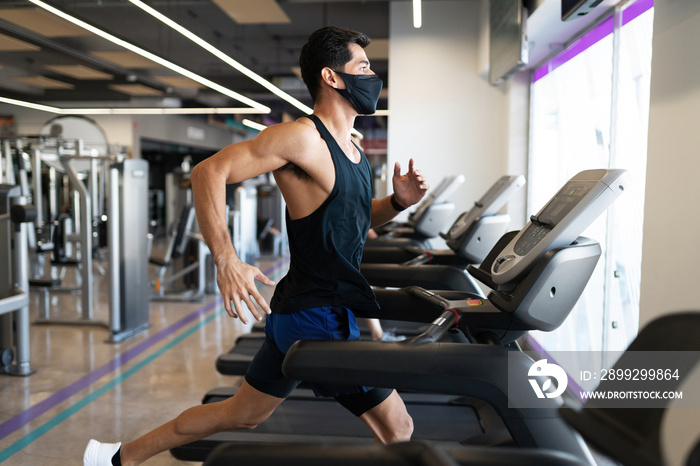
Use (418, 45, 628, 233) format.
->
(0, 254, 288, 466)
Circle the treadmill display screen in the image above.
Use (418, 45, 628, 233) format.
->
(512, 180, 593, 256)
(514, 222, 552, 255)
(538, 181, 592, 226)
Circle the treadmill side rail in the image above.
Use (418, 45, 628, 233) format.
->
(283, 340, 590, 460)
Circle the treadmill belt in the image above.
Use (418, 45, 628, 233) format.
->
(242, 396, 480, 439)
(172, 391, 484, 462)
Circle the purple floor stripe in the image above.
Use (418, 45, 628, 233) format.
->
(0, 257, 288, 441)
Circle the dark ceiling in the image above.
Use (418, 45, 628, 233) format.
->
(0, 0, 413, 121)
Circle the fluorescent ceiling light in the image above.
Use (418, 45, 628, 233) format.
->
(127, 0, 312, 115)
(241, 119, 267, 132)
(0, 96, 61, 113)
(89, 50, 161, 69)
(0, 96, 266, 115)
(413, 0, 422, 28)
(240, 117, 364, 142)
(27, 0, 270, 113)
(74, 107, 267, 115)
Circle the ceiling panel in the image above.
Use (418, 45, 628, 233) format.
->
(153, 76, 205, 89)
(0, 0, 394, 122)
(89, 50, 162, 69)
(213, 0, 291, 24)
(0, 8, 91, 37)
(365, 38, 389, 60)
(11, 75, 74, 89)
(0, 32, 40, 51)
(109, 83, 163, 96)
(44, 64, 113, 80)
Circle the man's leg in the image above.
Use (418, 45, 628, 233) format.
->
(119, 380, 284, 466)
(358, 389, 413, 444)
(364, 318, 384, 340)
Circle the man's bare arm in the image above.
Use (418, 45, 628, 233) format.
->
(190, 123, 307, 323)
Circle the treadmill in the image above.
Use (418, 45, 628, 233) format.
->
(213, 309, 431, 378)
(205, 311, 700, 466)
(214, 175, 524, 377)
(171, 169, 628, 464)
(361, 174, 525, 292)
(366, 174, 465, 249)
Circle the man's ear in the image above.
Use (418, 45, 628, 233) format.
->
(321, 67, 341, 89)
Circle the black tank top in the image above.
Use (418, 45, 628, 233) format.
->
(270, 114, 379, 314)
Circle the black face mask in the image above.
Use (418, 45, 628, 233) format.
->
(332, 70, 383, 115)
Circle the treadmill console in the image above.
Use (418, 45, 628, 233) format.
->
(512, 180, 590, 256)
(491, 169, 629, 284)
(409, 174, 465, 223)
(446, 174, 525, 239)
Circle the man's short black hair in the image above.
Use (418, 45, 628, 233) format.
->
(299, 26, 370, 103)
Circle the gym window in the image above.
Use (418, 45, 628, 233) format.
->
(527, 0, 654, 367)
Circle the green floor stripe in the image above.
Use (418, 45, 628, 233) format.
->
(0, 307, 225, 462)
(0, 265, 287, 462)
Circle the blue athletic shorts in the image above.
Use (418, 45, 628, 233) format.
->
(245, 306, 392, 416)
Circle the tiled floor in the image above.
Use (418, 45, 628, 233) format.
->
(0, 254, 286, 465)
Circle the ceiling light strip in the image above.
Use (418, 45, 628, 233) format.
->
(0, 96, 61, 113)
(27, 0, 270, 113)
(71, 107, 268, 115)
(0, 96, 266, 115)
(413, 0, 422, 28)
(241, 118, 364, 140)
(128, 0, 313, 115)
(241, 119, 267, 132)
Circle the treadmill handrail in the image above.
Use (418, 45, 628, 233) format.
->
(409, 174, 464, 224)
(203, 440, 463, 466)
(282, 339, 562, 417)
(443, 174, 525, 241)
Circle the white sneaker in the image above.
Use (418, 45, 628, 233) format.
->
(83, 439, 121, 466)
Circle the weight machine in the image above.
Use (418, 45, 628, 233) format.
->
(0, 137, 150, 342)
(0, 185, 34, 375)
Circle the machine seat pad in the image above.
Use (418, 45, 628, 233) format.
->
(51, 259, 81, 267)
(29, 278, 62, 287)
